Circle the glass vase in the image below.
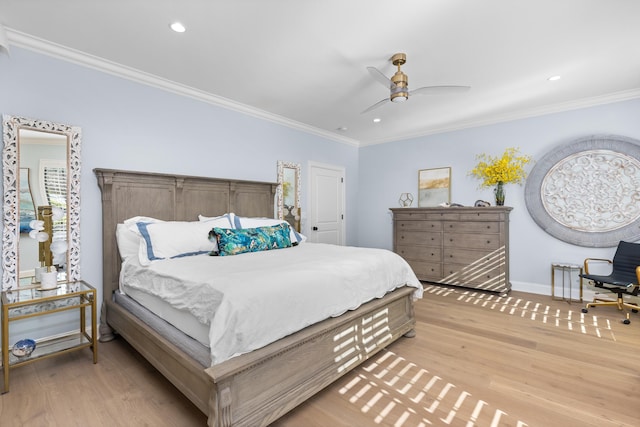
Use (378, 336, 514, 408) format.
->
(494, 181, 505, 206)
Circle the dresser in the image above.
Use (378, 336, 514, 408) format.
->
(391, 207, 512, 294)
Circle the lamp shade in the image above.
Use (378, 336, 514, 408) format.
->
(29, 219, 45, 231)
(50, 240, 68, 255)
(51, 206, 65, 221)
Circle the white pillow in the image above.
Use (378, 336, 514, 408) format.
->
(115, 223, 141, 260)
(126, 215, 234, 265)
(234, 216, 306, 244)
(199, 213, 240, 228)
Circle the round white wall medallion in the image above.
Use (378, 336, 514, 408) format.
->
(525, 135, 640, 247)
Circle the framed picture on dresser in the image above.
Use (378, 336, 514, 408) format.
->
(418, 167, 451, 207)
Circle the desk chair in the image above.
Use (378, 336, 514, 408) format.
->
(580, 241, 640, 324)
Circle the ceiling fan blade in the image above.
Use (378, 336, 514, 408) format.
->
(361, 98, 390, 114)
(410, 85, 471, 96)
(367, 66, 395, 89)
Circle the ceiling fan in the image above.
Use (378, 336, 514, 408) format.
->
(362, 53, 471, 114)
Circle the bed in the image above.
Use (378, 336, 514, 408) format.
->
(95, 168, 421, 427)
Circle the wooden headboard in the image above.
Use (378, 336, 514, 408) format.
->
(94, 168, 277, 299)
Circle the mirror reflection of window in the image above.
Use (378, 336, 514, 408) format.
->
(17, 129, 68, 284)
(277, 161, 301, 233)
(283, 168, 296, 207)
(40, 159, 68, 242)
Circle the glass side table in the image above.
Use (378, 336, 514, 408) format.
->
(551, 262, 583, 303)
(1, 280, 98, 393)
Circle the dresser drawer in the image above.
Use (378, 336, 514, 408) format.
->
(458, 212, 504, 221)
(443, 247, 504, 266)
(443, 233, 501, 250)
(397, 231, 442, 246)
(393, 212, 429, 221)
(443, 221, 500, 233)
(442, 262, 505, 285)
(396, 220, 442, 231)
(396, 245, 442, 262)
(406, 260, 442, 280)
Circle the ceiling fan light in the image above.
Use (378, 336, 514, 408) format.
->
(391, 92, 408, 102)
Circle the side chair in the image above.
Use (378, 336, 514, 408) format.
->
(580, 241, 640, 324)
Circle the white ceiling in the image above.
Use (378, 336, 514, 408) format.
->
(2, 0, 640, 146)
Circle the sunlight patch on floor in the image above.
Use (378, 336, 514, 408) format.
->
(339, 349, 529, 427)
(422, 284, 617, 341)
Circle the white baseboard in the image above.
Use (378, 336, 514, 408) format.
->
(510, 280, 549, 296)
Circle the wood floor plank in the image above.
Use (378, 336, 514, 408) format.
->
(2, 285, 639, 426)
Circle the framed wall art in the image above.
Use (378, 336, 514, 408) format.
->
(418, 167, 451, 207)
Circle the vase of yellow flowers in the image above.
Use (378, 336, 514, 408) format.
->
(494, 181, 506, 206)
(469, 147, 531, 206)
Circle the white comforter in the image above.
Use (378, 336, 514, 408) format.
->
(120, 242, 423, 365)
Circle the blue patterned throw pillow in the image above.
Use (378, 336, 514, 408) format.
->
(209, 223, 293, 256)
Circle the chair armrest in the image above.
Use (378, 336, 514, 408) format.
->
(583, 258, 612, 275)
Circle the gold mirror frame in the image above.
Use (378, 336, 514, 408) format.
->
(2, 115, 81, 291)
(277, 161, 301, 232)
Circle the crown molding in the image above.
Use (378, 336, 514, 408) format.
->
(7, 28, 640, 149)
(362, 88, 640, 146)
(6, 29, 361, 147)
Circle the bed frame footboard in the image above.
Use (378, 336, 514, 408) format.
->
(205, 286, 416, 427)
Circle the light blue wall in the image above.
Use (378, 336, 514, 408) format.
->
(357, 98, 640, 293)
(0, 47, 358, 340)
(2, 46, 640, 341)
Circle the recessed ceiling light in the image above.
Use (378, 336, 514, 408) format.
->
(373, 118, 381, 123)
(170, 22, 186, 33)
(336, 126, 348, 132)
(548, 75, 561, 81)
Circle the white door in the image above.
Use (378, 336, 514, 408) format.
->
(308, 162, 345, 245)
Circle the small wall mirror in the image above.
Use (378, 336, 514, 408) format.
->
(277, 161, 301, 232)
(2, 115, 81, 291)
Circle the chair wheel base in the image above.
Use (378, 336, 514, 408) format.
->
(581, 308, 588, 313)
(623, 319, 631, 325)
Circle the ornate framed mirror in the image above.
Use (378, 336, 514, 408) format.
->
(277, 161, 301, 232)
(2, 115, 81, 291)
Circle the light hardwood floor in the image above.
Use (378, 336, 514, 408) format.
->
(2, 285, 639, 426)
